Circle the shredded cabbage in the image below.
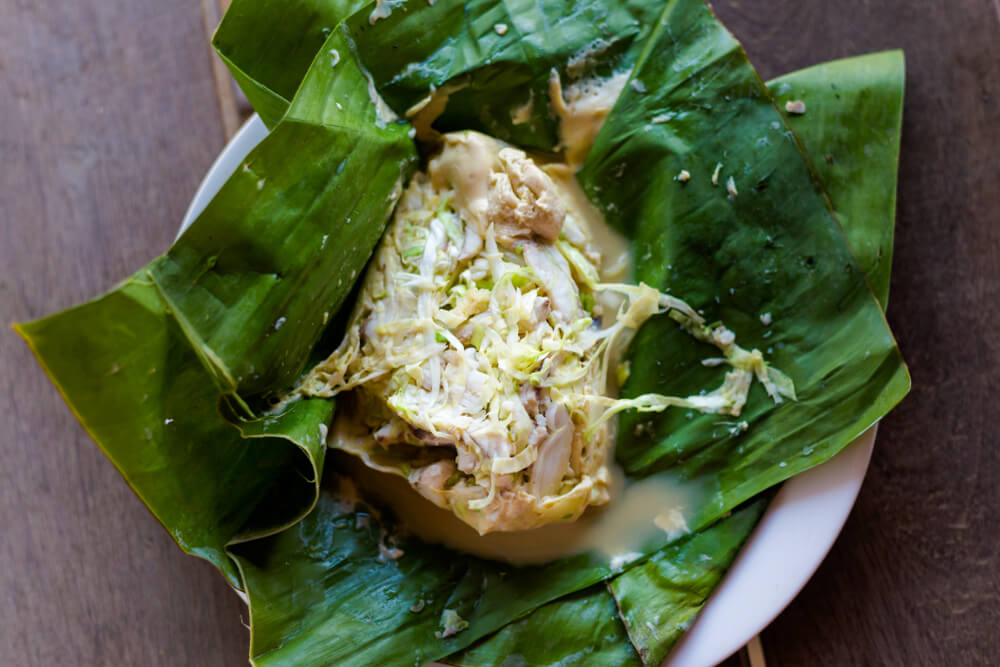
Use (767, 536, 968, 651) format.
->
(294, 131, 793, 534)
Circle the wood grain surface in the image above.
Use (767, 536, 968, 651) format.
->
(2, 1, 997, 665)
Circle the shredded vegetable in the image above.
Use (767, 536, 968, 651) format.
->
(294, 131, 792, 534)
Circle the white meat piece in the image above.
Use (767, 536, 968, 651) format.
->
(530, 402, 573, 498)
(487, 148, 566, 243)
(522, 242, 582, 322)
(410, 460, 457, 506)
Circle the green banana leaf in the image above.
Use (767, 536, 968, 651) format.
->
(215, 0, 668, 147)
(449, 50, 905, 666)
(452, 585, 643, 667)
(454, 497, 766, 667)
(577, 0, 908, 507)
(335, 0, 669, 151)
(608, 497, 769, 666)
(213, 0, 369, 126)
(605, 49, 906, 665)
(14, 274, 334, 586)
(17, 0, 911, 665)
(149, 97, 416, 399)
(16, 31, 415, 584)
(234, 464, 624, 666)
(768, 53, 905, 308)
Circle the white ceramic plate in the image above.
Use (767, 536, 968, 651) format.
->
(181, 114, 876, 667)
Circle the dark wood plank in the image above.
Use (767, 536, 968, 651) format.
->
(2, 1, 997, 666)
(709, 1, 1000, 664)
(0, 1, 247, 664)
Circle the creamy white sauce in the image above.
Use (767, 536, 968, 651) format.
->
(405, 83, 467, 140)
(509, 91, 534, 125)
(338, 451, 695, 566)
(426, 131, 496, 233)
(548, 68, 630, 166)
(565, 38, 615, 79)
(362, 67, 399, 127)
(424, 132, 630, 278)
(543, 163, 630, 282)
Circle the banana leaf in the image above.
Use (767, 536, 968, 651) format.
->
(448, 50, 905, 666)
(18, 0, 911, 665)
(608, 497, 769, 667)
(14, 274, 334, 586)
(576, 0, 908, 504)
(768, 53, 905, 308)
(233, 464, 627, 666)
(604, 49, 906, 666)
(212, 0, 369, 126)
(453, 497, 766, 667)
(452, 585, 643, 667)
(214, 0, 669, 147)
(149, 74, 416, 399)
(16, 31, 416, 583)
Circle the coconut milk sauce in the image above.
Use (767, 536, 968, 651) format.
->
(338, 450, 696, 566)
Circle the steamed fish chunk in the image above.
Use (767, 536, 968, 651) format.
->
(487, 147, 566, 243)
(297, 131, 793, 534)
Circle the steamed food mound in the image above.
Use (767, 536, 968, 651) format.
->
(298, 131, 794, 535)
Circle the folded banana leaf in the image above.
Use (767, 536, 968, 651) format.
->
(14, 272, 333, 587)
(15, 33, 416, 585)
(450, 49, 905, 667)
(214, 0, 668, 147)
(606, 49, 906, 666)
(577, 0, 908, 507)
(213, 0, 368, 127)
(234, 463, 624, 666)
(767, 52, 905, 309)
(453, 496, 767, 667)
(452, 585, 643, 667)
(17, 0, 910, 665)
(608, 497, 769, 667)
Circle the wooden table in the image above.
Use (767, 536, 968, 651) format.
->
(3, 1, 997, 664)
